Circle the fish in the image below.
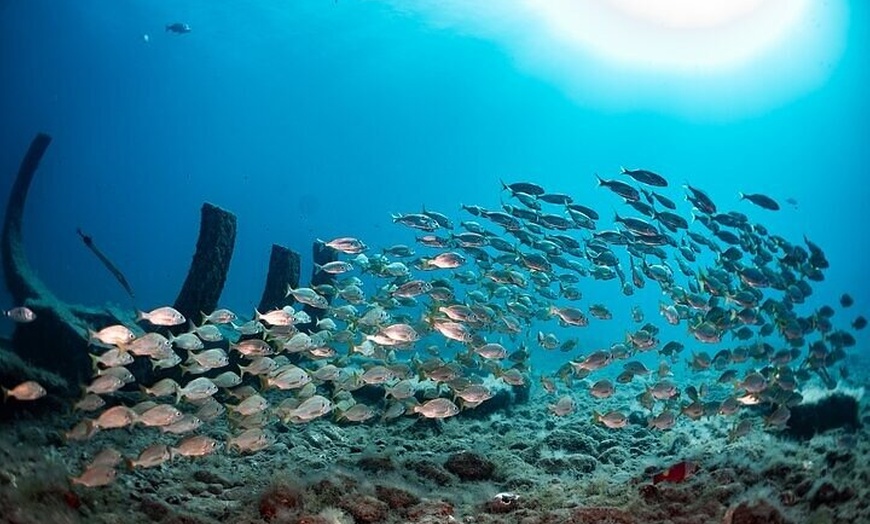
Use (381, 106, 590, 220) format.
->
(620, 166, 668, 187)
(137, 306, 186, 326)
(71, 465, 117, 487)
(172, 436, 219, 458)
(501, 180, 545, 196)
(4, 306, 36, 323)
(77, 229, 136, 298)
(596, 174, 640, 201)
(165, 22, 192, 34)
(315, 261, 354, 274)
(739, 192, 780, 211)
(89, 325, 136, 346)
(2, 380, 46, 401)
(652, 460, 698, 484)
(593, 410, 627, 429)
(128, 444, 172, 469)
(202, 308, 237, 324)
(548, 396, 574, 416)
(413, 398, 460, 419)
(228, 428, 273, 454)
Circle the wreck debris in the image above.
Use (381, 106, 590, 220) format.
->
(258, 244, 301, 314)
(172, 203, 237, 326)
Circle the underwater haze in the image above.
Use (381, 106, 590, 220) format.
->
(1, 1, 870, 523)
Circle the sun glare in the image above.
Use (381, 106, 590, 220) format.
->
(528, 0, 811, 73)
(395, 0, 847, 119)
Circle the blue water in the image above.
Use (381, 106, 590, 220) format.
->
(1, 0, 868, 368)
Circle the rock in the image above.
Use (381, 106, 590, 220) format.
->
(140, 496, 172, 521)
(785, 393, 861, 440)
(258, 244, 301, 313)
(357, 455, 395, 473)
(723, 499, 790, 524)
(406, 459, 452, 486)
(810, 481, 855, 510)
(543, 429, 595, 454)
(568, 506, 636, 524)
(173, 203, 237, 323)
(444, 452, 495, 481)
(339, 495, 389, 524)
(259, 479, 304, 521)
(374, 484, 420, 510)
(192, 470, 236, 488)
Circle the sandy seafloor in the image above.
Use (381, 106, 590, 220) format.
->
(1, 364, 868, 524)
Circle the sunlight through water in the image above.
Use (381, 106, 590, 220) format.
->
(394, 0, 849, 119)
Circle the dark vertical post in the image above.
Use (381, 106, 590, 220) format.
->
(173, 203, 237, 323)
(258, 244, 301, 313)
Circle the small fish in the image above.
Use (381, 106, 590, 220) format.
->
(86, 375, 125, 395)
(739, 192, 780, 211)
(501, 180, 545, 196)
(589, 379, 614, 399)
(4, 306, 36, 323)
(2, 380, 46, 401)
(165, 22, 191, 34)
(652, 460, 698, 484)
(74, 393, 106, 412)
(413, 398, 460, 419)
(840, 293, 854, 308)
(284, 395, 333, 423)
(620, 167, 668, 187)
(71, 465, 117, 487)
(315, 261, 354, 275)
(596, 174, 640, 201)
(94, 406, 138, 430)
(128, 444, 171, 469)
(137, 306, 186, 326)
(228, 428, 273, 454)
(176, 377, 218, 403)
(548, 395, 574, 416)
(337, 403, 376, 422)
(172, 435, 219, 458)
(89, 448, 123, 469)
(89, 325, 136, 346)
(648, 411, 676, 431)
(138, 404, 184, 427)
(202, 308, 237, 324)
(593, 410, 627, 429)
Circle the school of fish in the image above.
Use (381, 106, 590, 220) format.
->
(2, 167, 866, 488)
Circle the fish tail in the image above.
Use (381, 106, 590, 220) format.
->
(620, 166, 628, 174)
(1, 387, 7, 402)
(594, 173, 604, 185)
(88, 353, 101, 373)
(314, 264, 323, 274)
(738, 192, 746, 200)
